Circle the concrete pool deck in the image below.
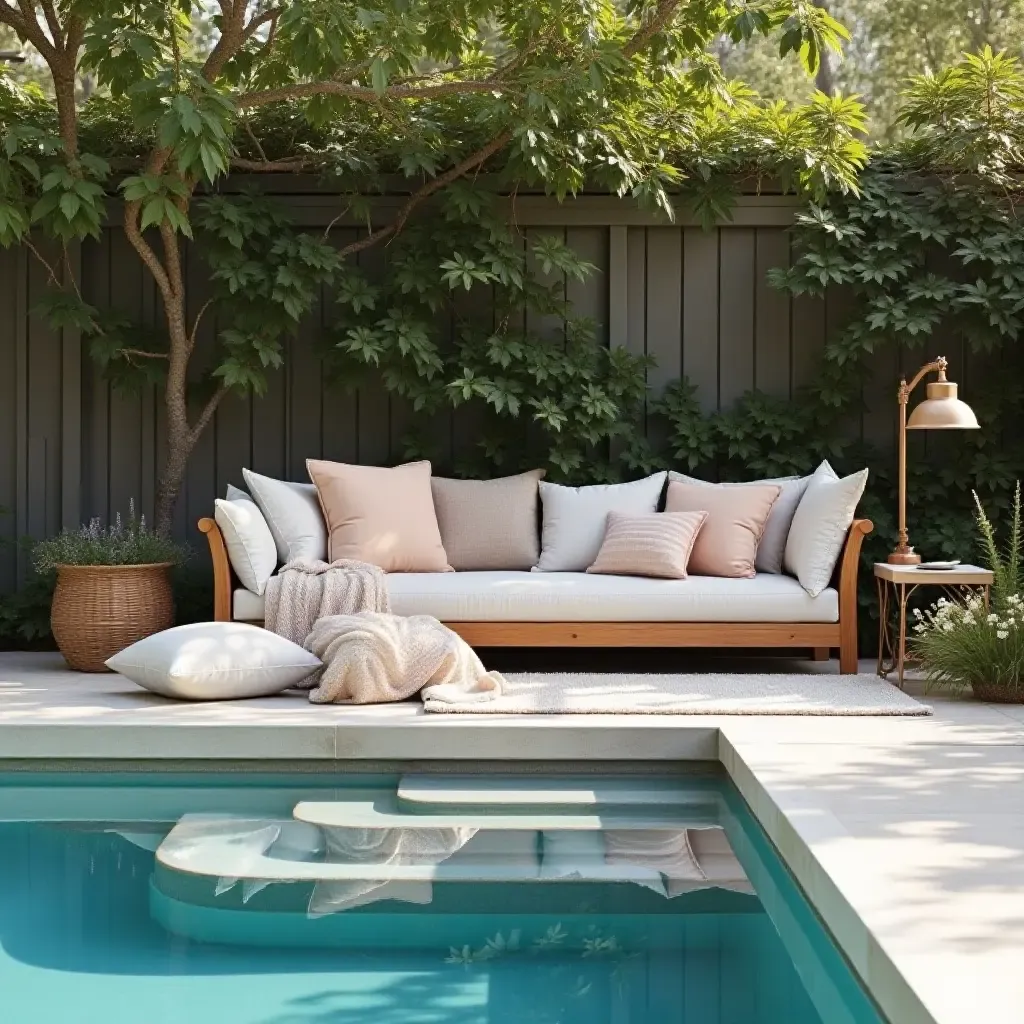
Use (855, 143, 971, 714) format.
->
(2, 651, 1024, 1024)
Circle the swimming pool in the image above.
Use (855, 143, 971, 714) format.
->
(0, 770, 886, 1024)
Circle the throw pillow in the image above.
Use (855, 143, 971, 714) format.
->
(665, 481, 780, 578)
(106, 622, 321, 700)
(586, 510, 708, 579)
(535, 472, 667, 572)
(306, 459, 451, 572)
(242, 468, 327, 564)
(668, 470, 812, 573)
(214, 488, 278, 596)
(431, 470, 544, 570)
(784, 461, 869, 596)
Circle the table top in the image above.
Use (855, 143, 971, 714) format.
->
(873, 562, 994, 585)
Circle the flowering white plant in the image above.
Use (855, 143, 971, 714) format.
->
(912, 484, 1024, 701)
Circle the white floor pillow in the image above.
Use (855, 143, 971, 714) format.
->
(107, 622, 321, 700)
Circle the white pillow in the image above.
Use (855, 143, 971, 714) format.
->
(214, 489, 278, 596)
(106, 622, 321, 700)
(535, 473, 667, 572)
(668, 471, 811, 574)
(242, 468, 327, 564)
(784, 462, 868, 596)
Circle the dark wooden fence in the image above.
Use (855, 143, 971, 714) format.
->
(0, 184, 896, 591)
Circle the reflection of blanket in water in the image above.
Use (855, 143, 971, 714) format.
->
(304, 612, 503, 706)
(309, 825, 477, 917)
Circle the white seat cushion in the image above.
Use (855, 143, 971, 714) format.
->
(233, 571, 837, 623)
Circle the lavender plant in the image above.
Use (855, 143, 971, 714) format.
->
(912, 484, 1024, 699)
(33, 502, 189, 572)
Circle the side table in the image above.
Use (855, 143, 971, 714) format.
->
(874, 563, 994, 688)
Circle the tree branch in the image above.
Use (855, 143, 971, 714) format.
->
(122, 348, 170, 361)
(190, 385, 230, 441)
(236, 78, 501, 109)
(231, 156, 313, 172)
(242, 5, 282, 42)
(37, 0, 62, 48)
(336, 128, 513, 259)
(623, 0, 684, 56)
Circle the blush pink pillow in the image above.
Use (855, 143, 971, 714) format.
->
(306, 459, 451, 572)
(665, 481, 780, 578)
(587, 511, 708, 579)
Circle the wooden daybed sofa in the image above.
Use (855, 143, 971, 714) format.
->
(199, 517, 873, 674)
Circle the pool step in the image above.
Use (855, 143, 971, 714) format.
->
(396, 774, 716, 811)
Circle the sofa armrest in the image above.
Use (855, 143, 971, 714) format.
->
(198, 517, 233, 622)
(838, 518, 873, 672)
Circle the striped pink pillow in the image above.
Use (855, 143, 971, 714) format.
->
(586, 511, 708, 579)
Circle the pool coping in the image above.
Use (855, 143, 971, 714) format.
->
(6, 652, 1024, 1024)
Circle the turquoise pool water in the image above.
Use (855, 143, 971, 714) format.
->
(0, 772, 886, 1024)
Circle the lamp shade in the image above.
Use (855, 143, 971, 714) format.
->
(906, 381, 979, 430)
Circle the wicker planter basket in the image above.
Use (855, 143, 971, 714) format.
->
(51, 563, 174, 672)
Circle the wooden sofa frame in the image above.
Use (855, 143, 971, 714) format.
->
(199, 517, 873, 674)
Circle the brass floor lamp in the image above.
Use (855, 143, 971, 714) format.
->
(889, 356, 979, 565)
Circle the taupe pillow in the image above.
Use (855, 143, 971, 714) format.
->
(587, 511, 708, 579)
(431, 470, 545, 570)
(668, 471, 811, 574)
(306, 459, 451, 572)
(665, 481, 780, 578)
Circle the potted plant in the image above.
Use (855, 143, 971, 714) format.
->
(912, 484, 1024, 702)
(34, 503, 188, 672)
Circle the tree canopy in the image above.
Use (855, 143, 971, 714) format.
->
(0, 0, 868, 531)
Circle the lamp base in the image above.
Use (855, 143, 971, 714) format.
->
(887, 549, 922, 566)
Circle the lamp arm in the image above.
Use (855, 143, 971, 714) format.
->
(899, 357, 947, 403)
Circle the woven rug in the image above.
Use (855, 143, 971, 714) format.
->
(423, 672, 931, 716)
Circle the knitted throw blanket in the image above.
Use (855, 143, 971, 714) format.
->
(264, 559, 390, 690)
(304, 612, 504, 706)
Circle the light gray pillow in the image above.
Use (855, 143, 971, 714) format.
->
(214, 486, 278, 595)
(784, 461, 869, 596)
(431, 470, 544, 570)
(668, 470, 812, 574)
(107, 622, 321, 700)
(535, 473, 667, 572)
(242, 467, 327, 564)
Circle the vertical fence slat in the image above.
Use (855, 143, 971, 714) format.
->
(754, 228, 792, 398)
(682, 228, 719, 412)
(60, 243, 83, 529)
(645, 227, 682, 393)
(718, 228, 755, 409)
(0, 246, 20, 590)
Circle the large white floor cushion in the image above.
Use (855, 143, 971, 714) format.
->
(232, 571, 838, 622)
(107, 622, 321, 700)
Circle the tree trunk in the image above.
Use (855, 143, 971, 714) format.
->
(154, 414, 196, 537)
(812, 0, 836, 95)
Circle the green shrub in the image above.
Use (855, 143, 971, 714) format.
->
(911, 484, 1024, 698)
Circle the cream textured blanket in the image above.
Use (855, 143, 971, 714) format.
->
(304, 612, 504, 705)
(264, 558, 390, 690)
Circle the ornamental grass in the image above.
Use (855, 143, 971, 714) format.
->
(912, 483, 1024, 700)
